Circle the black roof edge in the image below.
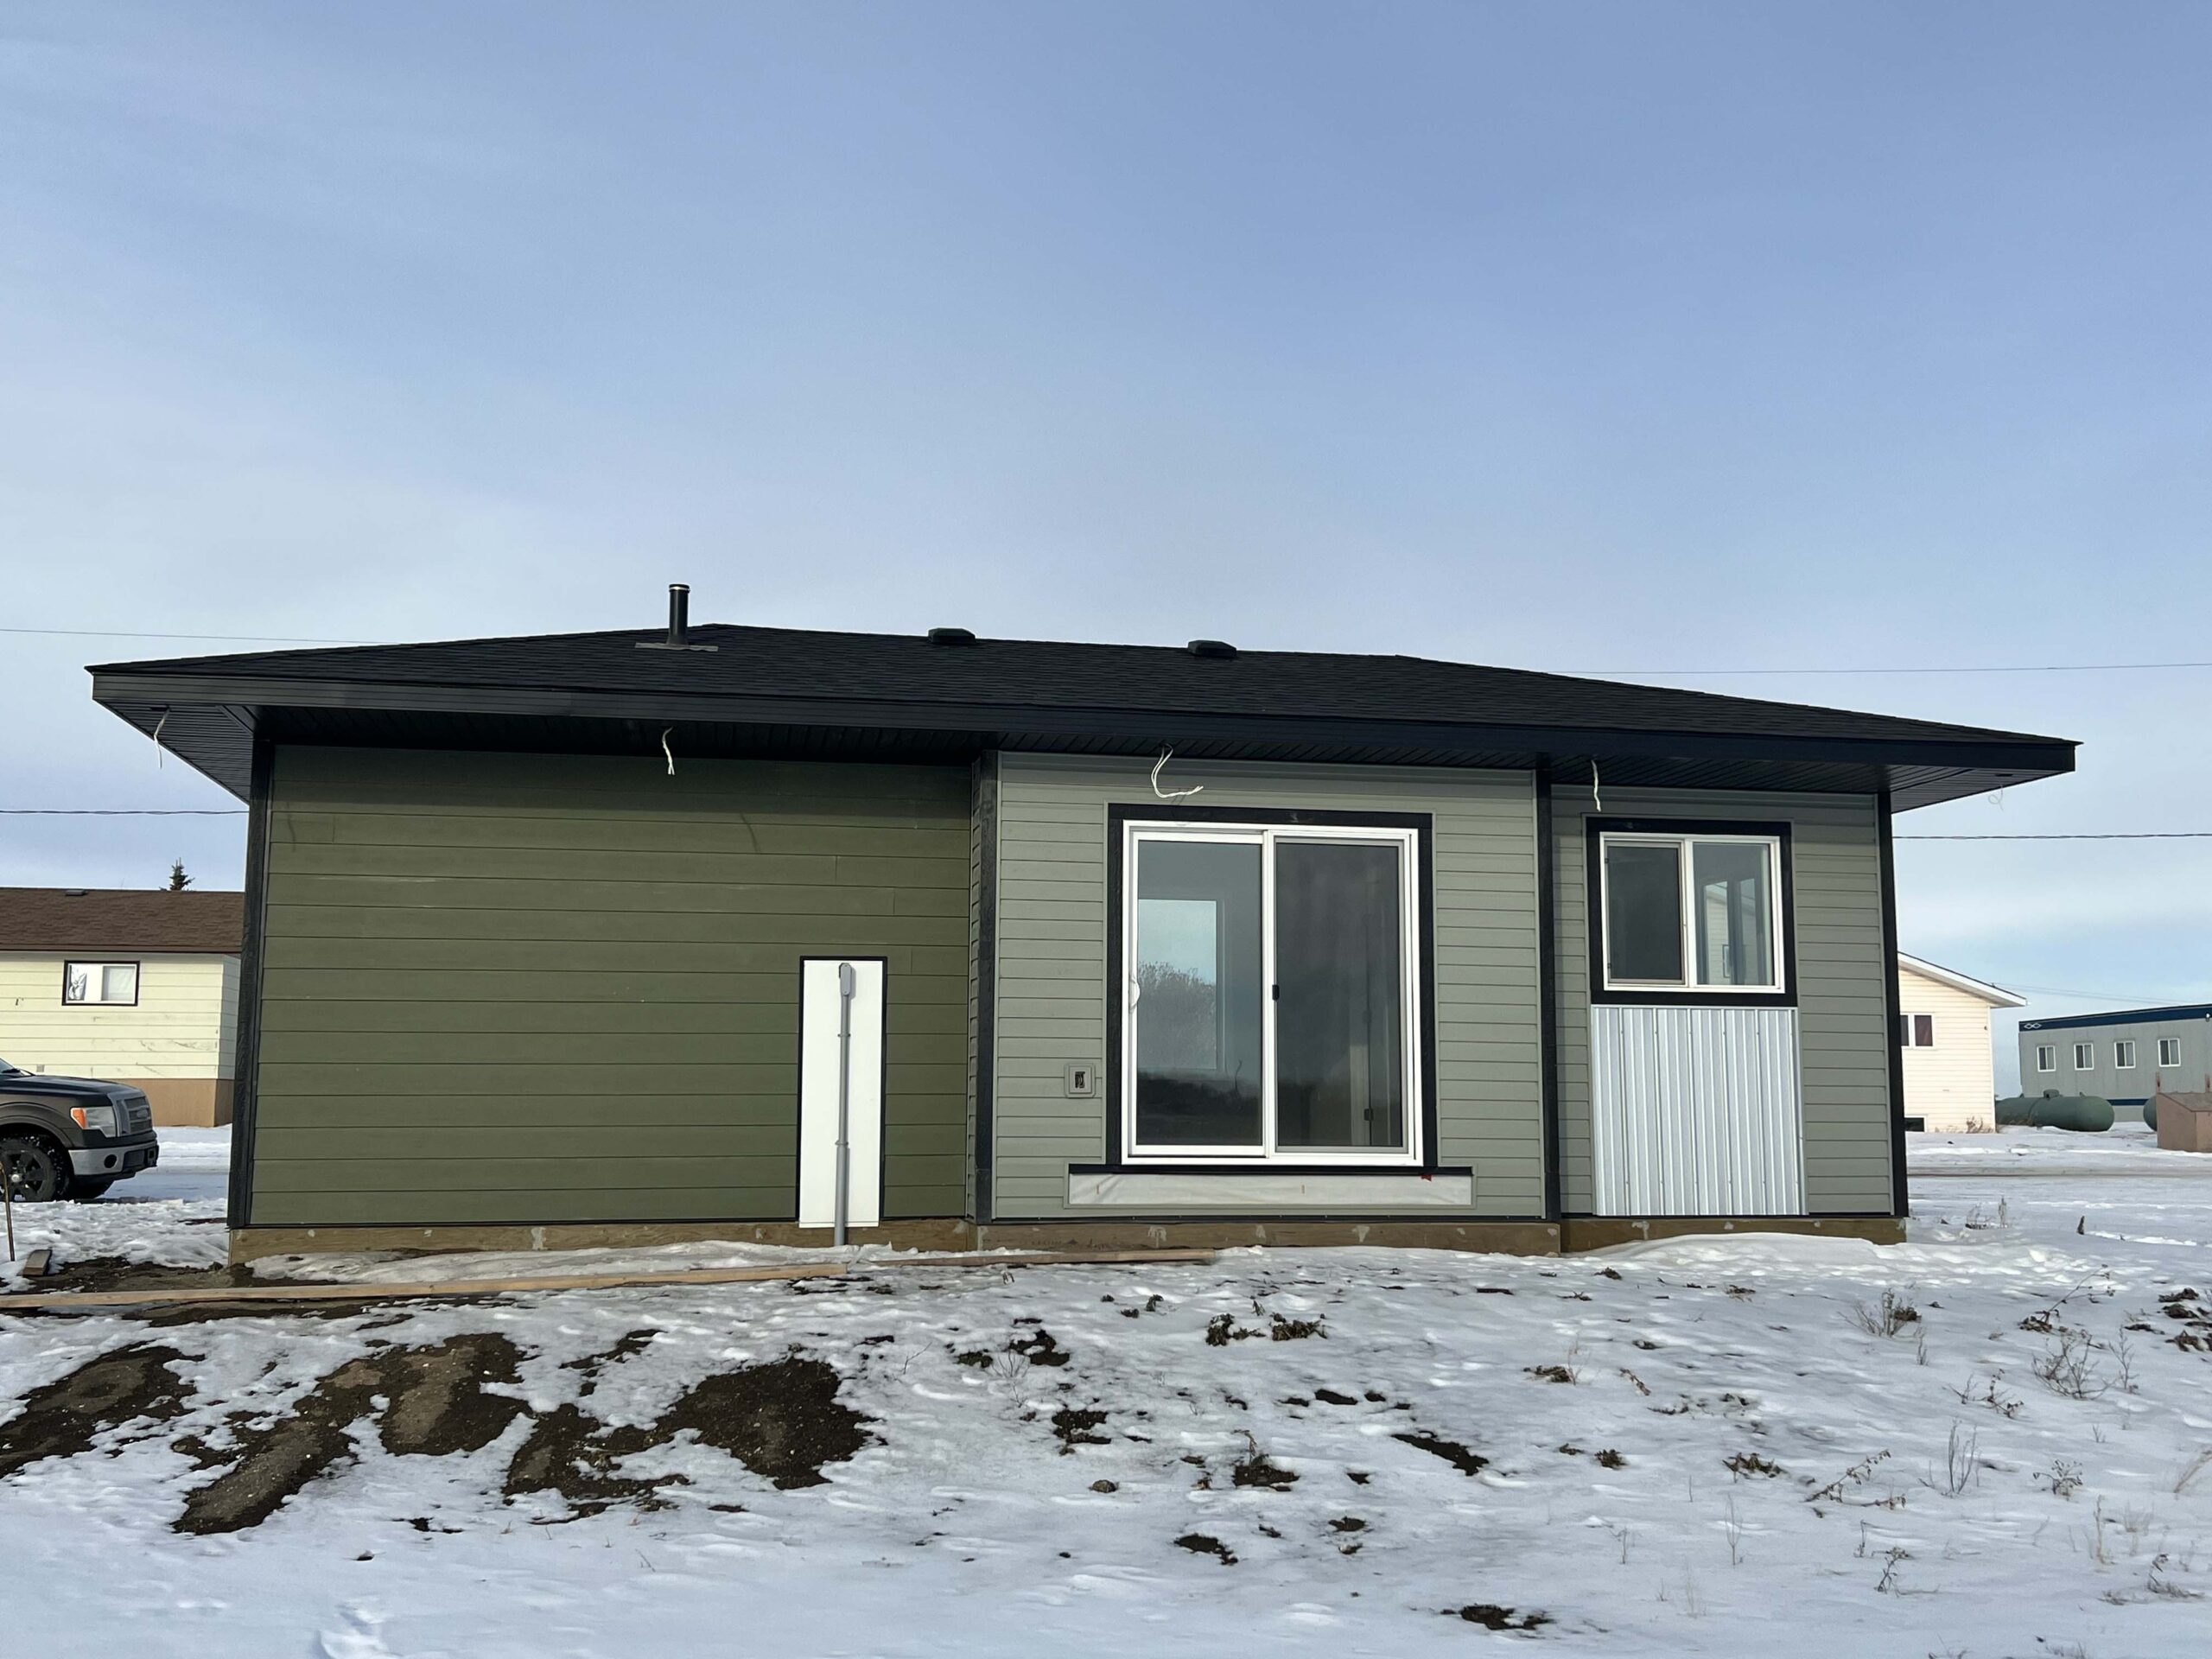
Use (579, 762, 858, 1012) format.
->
(2019, 1005, 2212, 1033)
(90, 669, 2077, 775)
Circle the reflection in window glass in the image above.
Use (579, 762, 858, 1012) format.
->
(1132, 840, 1262, 1147)
(63, 961, 139, 1006)
(2036, 1045, 2056, 1071)
(1692, 842, 1774, 988)
(1603, 842, 1683, 983)
(1274, 840, 1407, 1153)
(2159, 1038, 2183, 1068)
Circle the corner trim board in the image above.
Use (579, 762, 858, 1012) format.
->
(226, 730, 274, 1227)
(1878, 792, 1910, 1218)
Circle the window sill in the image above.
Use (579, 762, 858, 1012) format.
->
(1066, 1167, 1474, 1209)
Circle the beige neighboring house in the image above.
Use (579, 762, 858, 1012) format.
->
(1897, 952, 2025, 1133)
(0, 887, 244, 1126)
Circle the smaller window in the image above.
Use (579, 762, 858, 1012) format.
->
(2073, 1042, 2094, 1070)
(2035, 1044, 2056, 1072)
(62, 961, 140, 1006)
(2114, 1040, 2136, 1069)
(2158, 1037, 2183, 1068)
(1897, 1014, 1935, 1048)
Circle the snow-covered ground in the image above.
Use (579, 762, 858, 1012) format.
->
(3, 1128, 2209, 1657)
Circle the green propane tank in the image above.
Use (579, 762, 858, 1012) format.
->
(1994, 1094, 2036, 1126)
(2028, 1091, 2115, 1133)
(2143, 1096, 2158, 1133)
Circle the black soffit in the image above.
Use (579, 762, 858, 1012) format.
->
(88, 622, 2075, 810)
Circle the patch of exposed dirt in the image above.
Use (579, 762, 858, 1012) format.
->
(1725, 1452, 1783, 1479)
(25, 1261, 253, 1296)
(177, 1356, 387, 1535)
(660, 1354, 870, 1489)
(1230, 1445, 1297, 1490)
(501, 1405, 673, 1518)
(1175, 1532, 1236, 1565)
(560, 1330, 655, 1395)
(0, 1344, 192, 1478)
(1006, 1329, 1070, 1367)
(1393, 1431, 1490, 1477)
(1204, 1313, 1250, 1346)
(177, 1334, 528, 1535)
(1268, 1314, 1325, 1341)
(1447, 1604, 1551, 1631)
(1314, 1387, 1357, 1406)
(1525, 1364, 1575, 1384)
(1052, 1407, 1109, 1452)
(375, 1334, 526, 1457)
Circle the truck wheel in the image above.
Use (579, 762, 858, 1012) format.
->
(0, 1134, 70, 1203)
(68, 1178, 116, 1202)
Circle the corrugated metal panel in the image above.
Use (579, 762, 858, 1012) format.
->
(1591, 1005, 1805, 1217)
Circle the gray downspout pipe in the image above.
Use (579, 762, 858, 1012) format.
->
(834, 961, 856, 1247)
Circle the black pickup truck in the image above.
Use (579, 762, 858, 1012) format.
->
(0, 1057, 160, 1201)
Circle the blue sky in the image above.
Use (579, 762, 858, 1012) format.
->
(3, 3, 2209, 1087)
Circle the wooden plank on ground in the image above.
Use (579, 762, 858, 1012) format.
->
(0, 1247, 1217, 1312)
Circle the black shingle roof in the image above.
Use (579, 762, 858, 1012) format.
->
(93, 623, 2061, 751)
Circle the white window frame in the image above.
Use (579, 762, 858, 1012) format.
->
(2035, 1044, 2056, 1072)
(1120, 819, 1423, 1166)
(2114, 1040, 2136, 1069)
(2073, 1042, 2094, 1070)
(2158, 1037, 2183, 1068)
(1900, 1014, 1935, 1048)
(1598, 831, 1784, 995)
(62, 960, 140, 1007)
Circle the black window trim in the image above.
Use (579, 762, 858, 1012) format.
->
(60, 958, 143, 1008)
(1102, 802, 1440, 1174)
(1586, 817, 1798, 1008)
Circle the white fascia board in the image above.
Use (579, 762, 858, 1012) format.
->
(1897, 952, 2027, 1008)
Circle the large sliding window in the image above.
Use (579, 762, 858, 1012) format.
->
(1122, 821, 1421, 1164)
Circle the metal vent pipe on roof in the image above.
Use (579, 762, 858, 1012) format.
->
(636, 583, 717, 652)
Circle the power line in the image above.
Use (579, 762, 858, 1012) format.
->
(0, 809, 246, 816)
(1896, 832, 2212, 841)
(2007, 982, 2177, 1005)
(2, 626, 377, 645)
(1581, 661, 2212, 677)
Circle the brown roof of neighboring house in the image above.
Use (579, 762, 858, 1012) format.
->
(0, 887, 244, 955)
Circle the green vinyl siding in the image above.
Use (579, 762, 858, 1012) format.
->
(248, 746, 971, 1227)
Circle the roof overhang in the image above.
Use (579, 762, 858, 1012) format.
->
(1897, 952, 2027, 1007)
(91, 668, 2075, 811)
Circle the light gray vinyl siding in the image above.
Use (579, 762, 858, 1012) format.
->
(990, 754, 1543, 1220)
(1554, 785, 1893, 1216)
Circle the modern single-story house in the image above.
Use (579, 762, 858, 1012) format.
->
(1894, 953, 2024, 1133)
(0, 886, 245, 1125)
(2019, 1004, 2212, 1122)
(88, 589, 2075, 1259)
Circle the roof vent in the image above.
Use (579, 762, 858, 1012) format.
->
(928, 626, 977, 647)
(636, 582, 719, 652)
(1186, 639, 1236, 660)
